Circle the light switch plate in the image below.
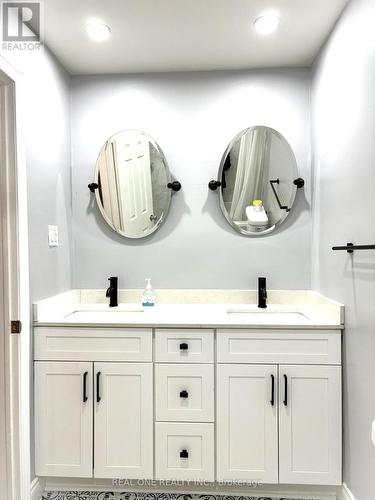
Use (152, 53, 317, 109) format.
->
(372, 420, 375, 446)
(48, 225, 58, 247)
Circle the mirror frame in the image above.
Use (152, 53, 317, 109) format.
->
(217, 126, 299, 236)
(94, 129, 173, 239)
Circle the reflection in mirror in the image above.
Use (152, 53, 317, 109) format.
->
(216, 126, 300, 236)
(94, 130, 174, 239)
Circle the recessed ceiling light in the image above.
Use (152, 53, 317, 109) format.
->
(254, 15, 280, 35)
(85, 22, 111, 42)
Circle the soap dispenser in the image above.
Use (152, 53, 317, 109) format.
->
(142, 279, 156, 307)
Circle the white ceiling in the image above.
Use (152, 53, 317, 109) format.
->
(44, 0, 348, 75)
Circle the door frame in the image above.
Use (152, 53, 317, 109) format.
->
(0, 54, 31, 500)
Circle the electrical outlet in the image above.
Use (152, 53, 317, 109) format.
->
(48, 225, 58, 247)
(372, 420, 375, 446)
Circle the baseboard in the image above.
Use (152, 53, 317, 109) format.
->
(31, 477, 45, 500)
(44, 478, 338, 500)
(339, 483, 356, 500)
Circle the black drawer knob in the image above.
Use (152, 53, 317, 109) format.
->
(180, 449, 189, 459)
(179, 390, 189, 399)
(179, 342, 189, 351)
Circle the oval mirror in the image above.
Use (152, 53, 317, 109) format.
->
(212, 126, 302, 236)
(93, 130, 179, 239)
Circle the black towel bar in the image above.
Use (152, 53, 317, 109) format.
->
(332, 243, 375, 253)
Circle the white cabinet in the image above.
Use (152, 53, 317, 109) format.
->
(34, 362, 93, 477)
(155, 330, 215, 479)
(94, 363, 153, 479)
(34, 326, 342, 487)
(34, 359, 153, 479)
(216, 364, 278, 483)
(279, 365, 342, 485)
(217, 363, 342, 486)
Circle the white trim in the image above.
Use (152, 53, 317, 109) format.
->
(0, 54, 24, 81)
(339, 483, 356, 500)
(44, 478, 338, 500)
(0, 54, 31, 500)
(30, 478, 45, 500)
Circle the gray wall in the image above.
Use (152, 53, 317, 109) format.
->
(312, 0, 375, 498)
(21, 47, 73, 480)
(71, 69, 312, 290)
(24, 48, 73, 301)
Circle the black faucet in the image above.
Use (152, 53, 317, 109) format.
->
(258, 277, 267, 309)
(106, 277, 118, 307)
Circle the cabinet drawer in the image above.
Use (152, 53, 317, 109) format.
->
(217, 330, 341, 364)
(34, 327, 152, 361)
(155, 364, 214, 422)
(155, 329, 214, 363)
(155, 422, 214, 481)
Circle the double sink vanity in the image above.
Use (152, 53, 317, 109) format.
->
(33, 287, 343, 490)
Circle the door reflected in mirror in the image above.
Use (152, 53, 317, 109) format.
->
(217, 126, 300, 236)
(94, 130, 173, 239)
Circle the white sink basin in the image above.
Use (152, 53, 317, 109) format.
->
(226, 309, 310, 322)
(65, 306, 144, 319)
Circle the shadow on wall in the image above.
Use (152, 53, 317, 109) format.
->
(273, 188, 310, 235)
(86, 181, 310, 246)
(86, 187, 191, 246)
(203, 190, 235, 236)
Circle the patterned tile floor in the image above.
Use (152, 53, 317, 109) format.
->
(41, 493, 318, 500)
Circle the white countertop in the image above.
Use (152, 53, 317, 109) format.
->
(33, 290, 344, 330)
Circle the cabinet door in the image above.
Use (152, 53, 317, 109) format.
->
(279, 365, 342, 485)
(34, 361, 93, 477)
(94, 363, 153, 479)
(217, 364, 278, 483)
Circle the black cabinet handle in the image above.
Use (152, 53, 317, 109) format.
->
(283, 374, 288, 406)
(180, 390, 189, 399)
(96, 372, 101, 403)
(179, 342, 189, 351)
(180, 449, 189, 459)
(83, 371, 88, 403)
(270, 374, 275, 406)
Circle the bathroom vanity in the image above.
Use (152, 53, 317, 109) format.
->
(33, 290, 343, 490)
